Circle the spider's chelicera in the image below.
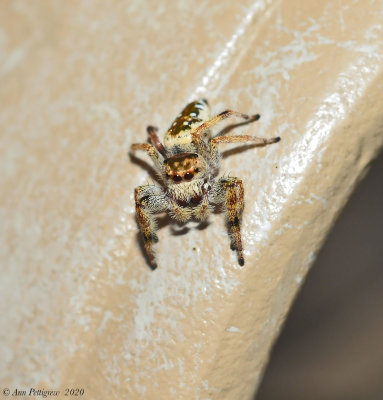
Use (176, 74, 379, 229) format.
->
(131, 99, 280, 269)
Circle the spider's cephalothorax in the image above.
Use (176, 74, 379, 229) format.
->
(131, 99, 280, 269)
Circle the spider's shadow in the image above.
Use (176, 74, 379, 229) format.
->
(221, 143, 270, 159)
(134, 213, 213, 270)
(129, 152, 162, 185)
(170, 218, 212, 236)
(214, 117, 258, 137)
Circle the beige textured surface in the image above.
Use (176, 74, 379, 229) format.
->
(0, 1, 382, 399)
(257, 152, 383, 399)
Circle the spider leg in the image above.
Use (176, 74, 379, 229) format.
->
(191, 110, 261, 168)
(130, 143, 163, 171)
(213, 177, 246, 266)
(210, 135, 280, 167)
(147, 126, 167, 157)
(192, 109, 260, 141)
(134, 185, 169, 269)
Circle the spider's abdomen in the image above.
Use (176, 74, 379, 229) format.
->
(163, 99, 211, 150)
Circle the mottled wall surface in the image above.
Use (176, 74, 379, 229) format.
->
(0, 1, 382, 399)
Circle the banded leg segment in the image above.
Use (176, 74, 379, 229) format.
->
(216, 177, 245, 266)
(134, 185, 169, 269)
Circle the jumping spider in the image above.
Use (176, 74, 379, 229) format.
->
(131, 99, 280, 269)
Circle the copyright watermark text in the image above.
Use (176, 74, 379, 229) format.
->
(1, 388, 84, 398)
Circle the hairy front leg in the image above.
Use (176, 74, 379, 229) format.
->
(134, 185, 169, 269)
(214, 177, 245, 266)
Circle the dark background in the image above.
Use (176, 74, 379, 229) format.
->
(256, 152, 383, 400)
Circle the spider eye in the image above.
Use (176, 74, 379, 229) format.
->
(184, 172, 194, 180)
(194, 168, 199, 173)
(173, 174, 182, 182)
